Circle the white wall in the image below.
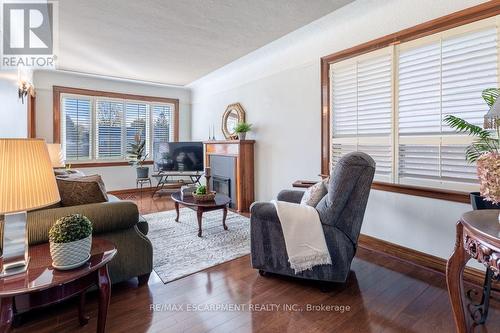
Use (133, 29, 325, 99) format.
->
(33, 70, 191, 190)
(0, 71, 28, 138)
(189, 0, 486, 265)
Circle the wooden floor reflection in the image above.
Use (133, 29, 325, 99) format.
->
(12, 193, 500, 333)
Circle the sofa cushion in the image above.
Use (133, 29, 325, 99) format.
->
(300, 181, 327, 207)
(56, 174, 109, 207)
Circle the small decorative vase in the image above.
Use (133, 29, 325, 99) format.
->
(476, 152, 500, 223)
(238, 132, 246, 140)
(50, 235, 92, 270)
(136, 166, 149, 178)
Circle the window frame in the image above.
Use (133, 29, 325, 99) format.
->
(320, 2, 500, 203)
(53, 86, 179, 167)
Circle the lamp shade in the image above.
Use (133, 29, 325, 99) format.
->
(0, 139, 60, 214)
(46, 143, 65, 168)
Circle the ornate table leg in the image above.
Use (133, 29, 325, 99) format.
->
(0, 297, 13, 333)
(222, 206, 228, 231)
(466, 267, 498, 324)
(175, 202, 180, 222)
(78, 291, 89, 326)
(97, 265, 111, 333)
(446, 221, 471, 333)
(197, 209, 203, 237)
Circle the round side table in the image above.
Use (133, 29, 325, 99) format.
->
(446, 210, 500, 333)
(0, 238, 117, 333)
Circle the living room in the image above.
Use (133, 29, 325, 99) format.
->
(1, 0, 500, 332)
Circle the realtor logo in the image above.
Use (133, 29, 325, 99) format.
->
(1, 2, 57, 69)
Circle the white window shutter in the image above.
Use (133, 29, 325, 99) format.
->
(398, 42, 442, 135)
(61, 96, 91, 160)
(96, 99, 124, 159)
(442, 27, 498, 130)
(331, 52, 393, 181)
(331, 64, 357, 137)
(125, 102, 149, 156)
(152, 104, 174, 163)
(357, 55, 392, 136)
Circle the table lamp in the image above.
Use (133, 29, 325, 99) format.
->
(0, 139, 60, 276)
(46, 143, 65, 168)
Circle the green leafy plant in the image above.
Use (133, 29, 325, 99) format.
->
(195, 185, 207, 195)
(49, 214, 92, 244)
(127, 132, 148, 167)
(444, 88, 500, 163)
(234, 122, 252, 133)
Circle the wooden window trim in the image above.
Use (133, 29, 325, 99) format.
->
(53, 86, 180, 167)
(27, 92, 36, 138)
(68, 160, 154, 168)
(320, 1, 500, 202)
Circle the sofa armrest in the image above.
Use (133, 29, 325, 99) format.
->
(27, 201, 139, 245)
(277, 190, 304, 204)
(250, 201, 280, 221)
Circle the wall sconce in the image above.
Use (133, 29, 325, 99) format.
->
(17, 67, 34, 104)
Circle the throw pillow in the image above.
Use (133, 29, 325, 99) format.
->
(300, 180, 327, 207)
(56, 174, 109, 207)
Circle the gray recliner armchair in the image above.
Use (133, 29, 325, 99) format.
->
(250, 152, 375, 283)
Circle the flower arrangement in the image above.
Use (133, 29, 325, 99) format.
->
(477, 153, 500, 204)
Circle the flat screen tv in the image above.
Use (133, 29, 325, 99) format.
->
(154, 141, 204, 172)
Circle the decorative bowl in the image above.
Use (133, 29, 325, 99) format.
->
(192, 191, 216, 202)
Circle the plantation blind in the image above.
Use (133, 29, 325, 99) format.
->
(152, 103, 174, 162)
(125, 102, 149, 155)
(329, 16, 499, 192)
(398, 24, 498, 189)
(330, 48, 393, 181)
(96, 99, 124, 159)
(61, 96, 92, 161)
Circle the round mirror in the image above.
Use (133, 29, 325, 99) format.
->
(222, 103, 246, 139)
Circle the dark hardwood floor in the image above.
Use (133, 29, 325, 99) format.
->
(12, 191, 500, 333)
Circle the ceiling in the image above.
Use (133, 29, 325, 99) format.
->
(57, 0, 353, 86)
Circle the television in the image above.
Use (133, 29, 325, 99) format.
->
(154, 141, 204, 172)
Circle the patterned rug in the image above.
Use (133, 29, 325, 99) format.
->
(144, 208, 251, 283)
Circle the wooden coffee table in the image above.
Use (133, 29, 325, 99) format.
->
(171, 192, 231, 237)
(0, 238, 116, 333)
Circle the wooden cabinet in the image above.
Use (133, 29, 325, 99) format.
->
(204, 140, 255, 212)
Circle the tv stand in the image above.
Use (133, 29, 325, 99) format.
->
(152, 172, 203, 197)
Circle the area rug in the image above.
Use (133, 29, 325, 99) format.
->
(144, 208, 250, 283)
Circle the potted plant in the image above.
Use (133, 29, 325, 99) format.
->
(234, 122, 252, 140)
(49, 214, 93, 269)
(192, 184, 216, 201)
(127, 133, 149, 178)
(444, 88, 500, 215)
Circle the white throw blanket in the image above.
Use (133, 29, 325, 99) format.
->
(272, 200, 332, 273)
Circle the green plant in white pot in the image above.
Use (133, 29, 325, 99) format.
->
(127, 132, 149, 178)
(234, 122, 252, 140)
(49, 214, 93, 270)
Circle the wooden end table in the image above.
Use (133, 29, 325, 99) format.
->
(171, 192, 231, 237)
(446, 210, 500, 333)
(0, 238, 117, 333)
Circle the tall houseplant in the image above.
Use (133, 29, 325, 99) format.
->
(127, 133, 149, 178)
(444, 88, 500, 214)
